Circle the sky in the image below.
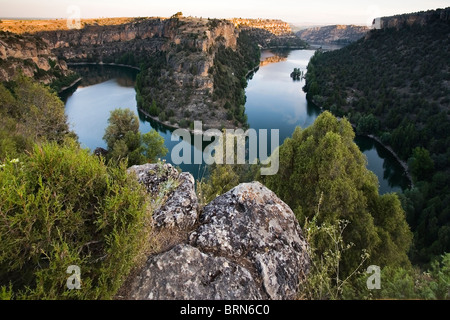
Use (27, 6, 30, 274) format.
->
(1, 0, 449, 25)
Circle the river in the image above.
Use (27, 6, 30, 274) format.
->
(62, 52, 410, 194)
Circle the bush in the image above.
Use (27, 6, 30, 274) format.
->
(0, 141, 153, 299)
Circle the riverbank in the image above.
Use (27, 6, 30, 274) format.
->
(364, 133, 414, 188)
(58, 62, 140, 94)
(138, 107, 222, 138)
(67, 62, 140, 71)
(58, 77, 82, 93)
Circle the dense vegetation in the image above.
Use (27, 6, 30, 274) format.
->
(210, 30, 261, 126)
(0, 142, 153, 299)
(103, 108, 168, 166)
(0, 76, 167, 299)
(263, 112, 412, 276)
(304, 19, 450, 265)
(0, 74, 75, 160)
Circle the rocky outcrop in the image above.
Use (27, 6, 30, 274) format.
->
(190, 182, 310, 300)
(125, 164, 310, 300)
(373, 7, 450, 30)
(129, 244, 264, 300)
(128, 163, 199, 230)
(1, 17, 246, 128)
(0, 31, 72, 83)
(231, 18, 308, 49)
(231, 19, 293, 36)
(296, 25, 369, 45)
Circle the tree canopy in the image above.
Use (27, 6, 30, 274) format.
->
(103, 109, 168, 166)
(262, 112, 412, 275)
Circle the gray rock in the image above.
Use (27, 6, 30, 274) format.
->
(128, 163, 198, 230)
(189, 182, 310, 300)
(129, 244, 264, 300)
(125, 173, 310, 300)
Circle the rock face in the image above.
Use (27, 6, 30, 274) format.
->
(373, 7, 450, 30)
(0, 32, 72, 83)
(296, 25, 369, 45)
(129, 244, 264, 300)
(190, 182, 310, 300)
(128, 163, 198, 230)
(126, 165, 310, 300)
(232, 18, 308, 49)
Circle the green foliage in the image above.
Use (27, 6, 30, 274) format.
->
(262, 112, 412, 276)
(103, 109, 140, 151)
(344, 253, 450, 300)
(0, 75, 74, 161)
(0, 141, 152, 299)
(198, 165, 240, 205)
(50, 72, 80, 93)
(290, 68, 302, 81)
(148, 100, 160, 117)
(141, 130, 168, 163)
(300, 207, 370, 300)
(409, 147, 434, 182)
(0, 284, 13, 300)
(303, 19, 450, 265)
(210, 30, 260, 126)
(134, 51, 167, 115)
(103, 109, 167, 166)
(356, 114, 379, 135)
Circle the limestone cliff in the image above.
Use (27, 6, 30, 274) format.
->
(296, 25, 369, 45)
(231, 18, 293, 36)
(1, 17, 250, 129)
(123, 163, 310, 300)
(231, 18, 308, 49)
(0, 31, 73, 84)
(372, 7, 450, 30)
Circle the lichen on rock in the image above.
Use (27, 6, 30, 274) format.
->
(126, 164, 310, 300)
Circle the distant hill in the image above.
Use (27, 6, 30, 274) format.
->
(296, 25, 370, 45)
(304, 7, 450, 264)
(231, 18, 308, 49)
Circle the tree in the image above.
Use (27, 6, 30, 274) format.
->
(171, 12, 183, 19)
(103, 109, 167, 166)
(356, 114, 379, 135)
(409, 147, 434, 182)
(262, 112, 412, 276)
(0, 76, 74, 160)
(141, 130, 168, 163)
(148, 100, 159, 117)
(103, 109, 139, 151)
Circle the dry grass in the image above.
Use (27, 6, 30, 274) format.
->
(0, 17, 165, 34)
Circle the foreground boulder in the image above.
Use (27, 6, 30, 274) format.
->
(126, 165, 310, 300)
(129, 244, 264, 300)
(128, 163, 198, 230)
(190, 182, 310, 300)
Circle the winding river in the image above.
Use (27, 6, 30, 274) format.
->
(62, 51, 410, 194)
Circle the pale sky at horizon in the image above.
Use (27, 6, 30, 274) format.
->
(1, 0, 449, 25)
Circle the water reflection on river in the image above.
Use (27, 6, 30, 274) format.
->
(63, 55, 410, 194)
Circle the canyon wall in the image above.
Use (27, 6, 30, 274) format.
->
(296, 25, 369, 45)
(0, 31, 72, 83)
(373, 7, 450, 29)
(231, 18, 307, 49)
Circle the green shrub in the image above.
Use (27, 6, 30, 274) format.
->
(0, 141, 152, 299)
